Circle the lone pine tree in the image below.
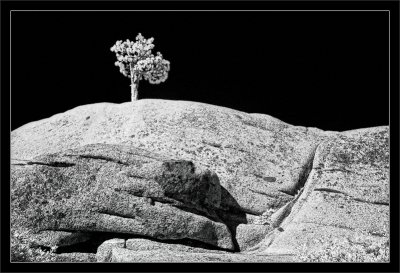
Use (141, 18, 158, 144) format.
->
(111, 33, 170, 101)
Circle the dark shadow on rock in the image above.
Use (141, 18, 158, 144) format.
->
(216, 187, 248, 252)
(51, 185, 249, 255)
(153, 160, 248, 251)
(54, 231, 231, 255)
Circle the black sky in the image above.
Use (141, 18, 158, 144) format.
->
(11, 10, 389, 131)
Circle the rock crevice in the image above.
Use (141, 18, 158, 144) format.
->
(11, 160, 76, 168)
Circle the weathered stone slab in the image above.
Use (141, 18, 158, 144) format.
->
(11, 144, 234, 250)
(125, 238, 226, 253)
(109, 248, 296, 262)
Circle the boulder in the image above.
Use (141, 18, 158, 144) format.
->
(11, 144, 234, 250)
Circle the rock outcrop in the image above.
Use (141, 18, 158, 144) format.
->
(11, 99, 389, 262)
(250, 126, 389, 262)
(11, 100, 337, 215)
(12, 144, 234, 250)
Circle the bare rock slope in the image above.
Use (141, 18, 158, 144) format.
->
(250, 127, 389, 262)
(11, 99, 389, 262)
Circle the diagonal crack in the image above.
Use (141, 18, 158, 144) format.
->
(258, 142, 322, 252)
(314, 167, 366, 176)
(352, 198, 389, 206)
(294, 146, 319, 193)
(270, 187, 306, 228)
(279, 145, 319, 197)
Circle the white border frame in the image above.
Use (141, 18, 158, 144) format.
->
(9, 9, 391, 264)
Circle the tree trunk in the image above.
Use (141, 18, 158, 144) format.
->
(130, 75, 139, 101)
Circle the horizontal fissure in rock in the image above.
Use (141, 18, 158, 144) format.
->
(11, 160, 76, 168)
(54, 239, 100, 254)
(121, 173, 148, 179)
(78, 154, 129, 166)
(201, 140, 222, 148)
(115, 188, 176, 205)
(99, 211, 136, 220)
(115, 188, 221, 222)
(253, 174, 277, 183)
(241, 119, 266, 131)
(314, 167, 373, 177)
(248, 188, 282, 199)
(352, 198, 389, 206)
(296, 221, 356, 232)
(277, 189, 295, 197)
(63, 153, 130, 166)
(46, 231, 235, 255)
(313, 187, 348, 195)
(314, 167, 354, 174)
(314, 188, 389, 206)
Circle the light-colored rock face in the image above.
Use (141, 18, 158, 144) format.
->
(96, 237, 295, 262)
(94, 238, 295, 263)
(96, 238, 126, 262)
(11, 99, 335, 215)
(235, 224, 271, 251)
(10, 99, 389, 263)
(108, 248, 295, 263)
(258, 126, 389, 262)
